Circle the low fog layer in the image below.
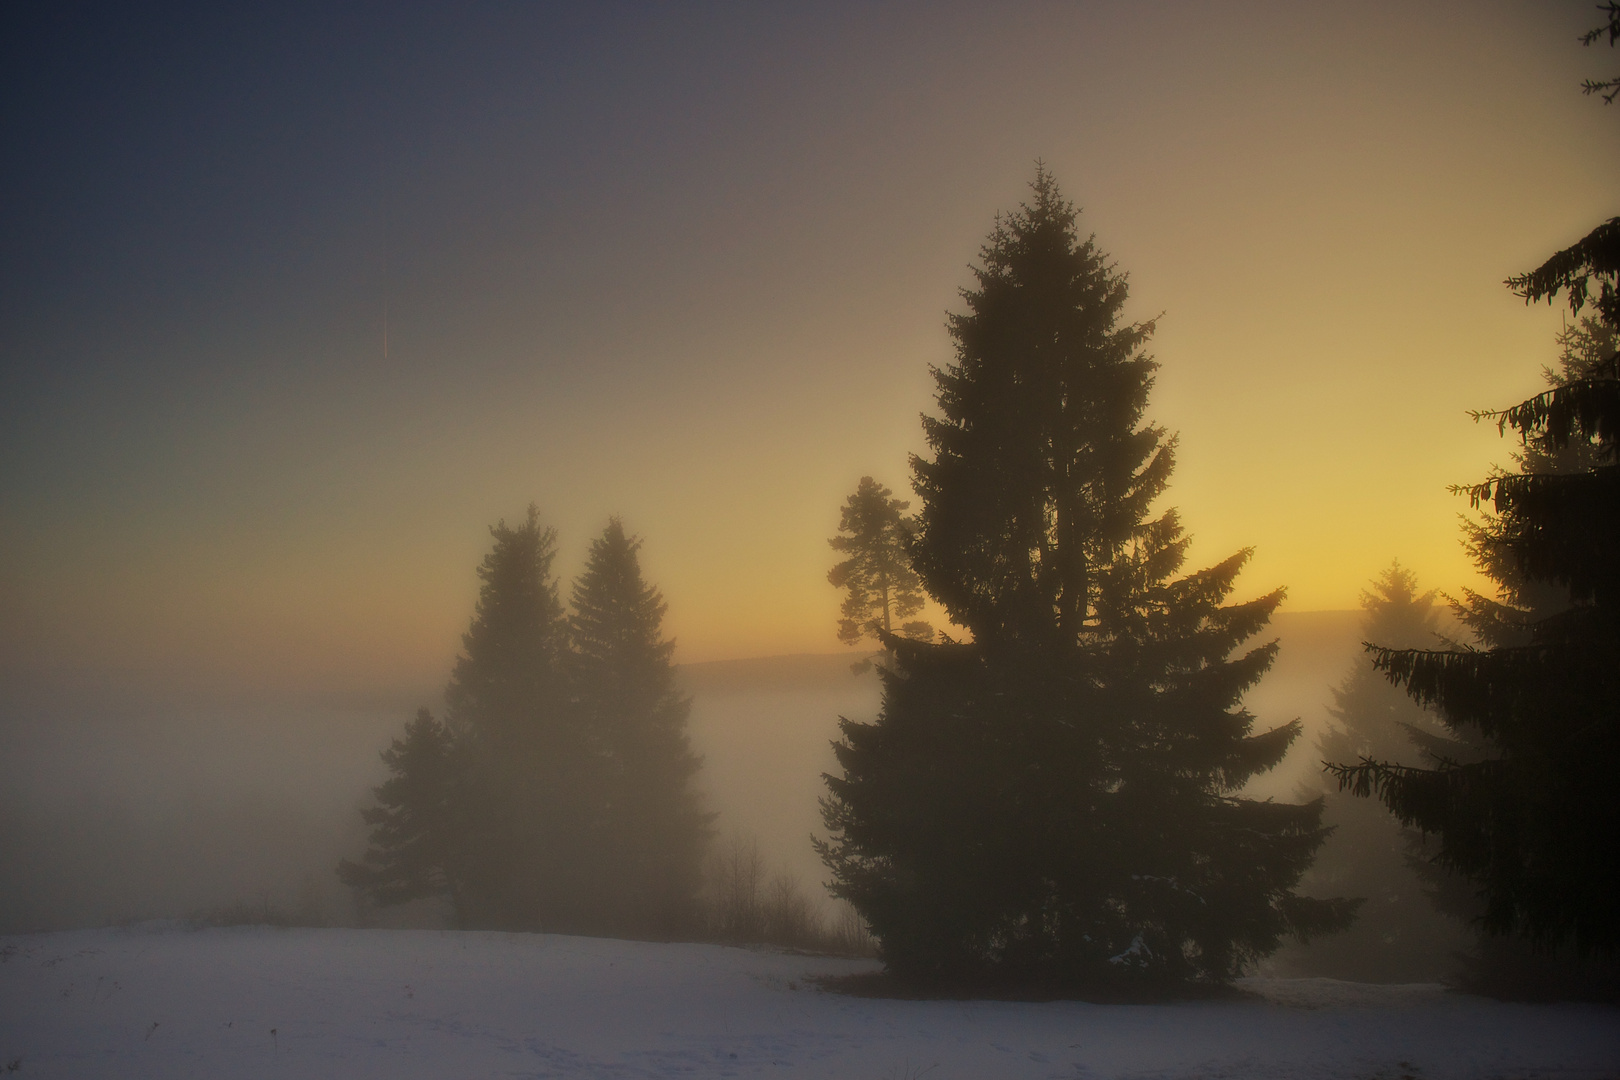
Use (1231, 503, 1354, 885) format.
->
(1, 611, 1372, 945)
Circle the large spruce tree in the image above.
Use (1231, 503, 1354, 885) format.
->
(569, 518, 710, 938)
(1331, 223, 1620, 961)
(818, 169, 1353, 992)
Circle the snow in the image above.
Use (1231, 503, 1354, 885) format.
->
(2, 924, 1615, 1079)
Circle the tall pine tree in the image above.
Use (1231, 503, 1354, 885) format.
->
(818, 169, 1353, 992)
(828, 476, 933, 672)
(569, 518, 711, 938)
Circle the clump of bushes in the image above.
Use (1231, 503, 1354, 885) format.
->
(707, 834, 874, 957)
(190, 878, 327, 928)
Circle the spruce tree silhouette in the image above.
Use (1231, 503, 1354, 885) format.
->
(818, 168, 1353, 994)
(337, 708, 460, 909)
(445, 505, 584, 930)
(569, 518, 711, 938)
(1331, 230, 1620, 964)
(1327, 14, 1620, 983)
(338, 507, 579, 929)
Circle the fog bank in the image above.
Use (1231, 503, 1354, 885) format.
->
(2, 612, 1365, 944)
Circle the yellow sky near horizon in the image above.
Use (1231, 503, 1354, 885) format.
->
(2, 1, 1614, 702)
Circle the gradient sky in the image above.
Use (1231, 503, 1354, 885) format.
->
(2, 1, 1616, 701)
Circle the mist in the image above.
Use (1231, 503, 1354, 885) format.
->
(5, 4, 1619, 1075)
(2, 612, 1368, 940)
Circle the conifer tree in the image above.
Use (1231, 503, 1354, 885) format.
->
(340, 508, 711, 938)
(446, 506, 569, 737)
(819, 169, 1353, 991)
(1318, 565, 1444, 767)
(1451, 316, 1618, 650)
(444, 505, 585, 931)
(1331, 223, 1620, 961)
(569, 518, 710, 937)
(828, 477, 933, 671)
(337, 708, 461, 909)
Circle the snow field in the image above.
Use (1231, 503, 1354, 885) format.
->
(1, 924, 1616, 1079)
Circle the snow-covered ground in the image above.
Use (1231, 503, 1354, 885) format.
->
(2, 925, 1616, 1079)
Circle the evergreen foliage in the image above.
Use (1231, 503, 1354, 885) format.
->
(1578, 2, 1620, 104)
(446, 507, 569, 740)
(446, 506, 583, 931)
(1406, 321, 1619, 998)
(828, 476, 933, 663)
(818, 169, 1354, 992)
(1453, 317, 1618, 649)
(569, 518, 711, 937)
(1506, 218, 1620, 334)
(340, 508, 708, 937)
(336, 708, 461, 908)
(1330, 227, 1620, 961)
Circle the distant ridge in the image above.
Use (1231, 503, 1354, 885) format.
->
(676, 652, 869, 694)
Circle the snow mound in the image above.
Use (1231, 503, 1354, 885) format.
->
(1, 924, 1615, 1079)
